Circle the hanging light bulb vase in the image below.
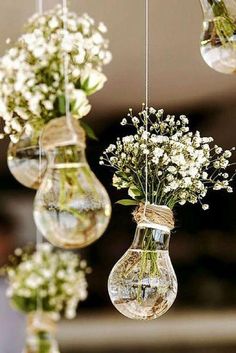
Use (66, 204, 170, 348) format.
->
(7, 125, 47, 189)
(108, 203, 177, 320)
(23, 312, 60, 353)
(200, 0, 236, 74)
(33, 116, 111, 249)
(102, 104, 236, 320)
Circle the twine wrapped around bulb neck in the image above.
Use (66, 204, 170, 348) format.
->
(27, 312, 57, 334)
(133, 203, 175, 231)
(41, 116, 86, 151)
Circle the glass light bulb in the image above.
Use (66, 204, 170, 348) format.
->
(108, 224, 177, 320)
(24, 312, 60, 353)
(7, 127, 47, 189)
(200, 0, 236, 74)
(33, 117, 111, 249)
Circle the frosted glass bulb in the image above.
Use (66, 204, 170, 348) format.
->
(33, 117, 111, 249)
(200, 0, 236, 74)
(108, 225, 177, 320)
(7, 127, 47, 189)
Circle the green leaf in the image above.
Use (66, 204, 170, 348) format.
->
(128, 185, 142, 198)
(81, 77, 90, 91)
(58, 95, 66, 115)
(80, 121, 98, 141)
(116, 199, 139, 206)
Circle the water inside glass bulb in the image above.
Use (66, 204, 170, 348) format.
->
(200, 0, 236, 74)
(108, 225, 177, 320)
(7, 128, 47, 189)
(23, 312, 60, 353)
(33, 117, 111, 249)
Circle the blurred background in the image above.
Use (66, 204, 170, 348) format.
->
(0, 0, 236, 352)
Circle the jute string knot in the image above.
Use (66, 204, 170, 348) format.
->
(27, 312, 57, 334)
(133, 203, 175, 230)
(41, 116, 86, 151)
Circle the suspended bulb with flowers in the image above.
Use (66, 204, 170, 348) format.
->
(199, 0, 236, 74)
(2, 243, 90, 353)
(0, 4, 112, 189)
(34, 116, 111, 249)
(100, 106, 236, 320)
(33, 2, 111, 249)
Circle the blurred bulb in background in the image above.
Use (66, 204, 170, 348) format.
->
(7, 124, 47, 189)
(200, 0, 236, 74)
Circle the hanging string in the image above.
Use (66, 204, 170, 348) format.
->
(35, 0, 43, 14)
(144, 0, 149, 214)
(36, 0, 44, 317)
(62, 0, 77, 142)
(36, 0, 43, 251)
(36, 135, 43, 251)
(145, 0, 149, 108)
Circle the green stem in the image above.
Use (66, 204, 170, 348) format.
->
(137, 230, 160, 304)
(37, 332, 52, 353)
(209, 0, 236, 45)
(57, 146, 87, 217)
(208, 0, 229, 17)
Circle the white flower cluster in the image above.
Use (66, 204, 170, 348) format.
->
(101, 107, 235, 210)
(0, 4, 112, 142)
(6, 243, 90, 319)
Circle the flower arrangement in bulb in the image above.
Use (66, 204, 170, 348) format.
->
(0, 4, 111, 142)
(100, 106, 235, 320)
(101, 107, 235, 208)
(0, 4, 112, 245)
(204, 0, 236, 45)
(3, 243, 90, 319)
(0, 3, 112, 216)
(200, 0, 236, 74)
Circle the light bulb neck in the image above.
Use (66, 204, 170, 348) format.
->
(199, 0, 231, 18)
(200, 0, 215, 17)
(25, 312, 59, 353)
(131, 225, 171, 251)
(26, 312, 57, 335)
(47, 145, 86, 167)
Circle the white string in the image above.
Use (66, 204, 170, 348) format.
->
(144, 0, 149, 212)
(145, 0, 149, 108)
(36, 0, 43, 316)
(35, 0, 43, 14)
(36, 134, 43, 252)
(62, 0, 77, 142)
(36, 1, 43, 252)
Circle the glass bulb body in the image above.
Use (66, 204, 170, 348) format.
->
(200, 0, 236, 74)
(7, 128, 47, 189)
(34, 145, 111, 249)
(108, 224, 177, 320)
(23, 312, 60, 353)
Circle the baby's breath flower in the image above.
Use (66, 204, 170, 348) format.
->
(101, 106, 235, 210)
(143, 149, 150, 155)
(224, 150, 232, 158)
(14, 248, 23, 256)
(5, 243, 89, 319)
(132, 117, 139, 124)
(149, 107, 156, 114)
(121, 118, 127, 126)
(213, 161, 220, 169)
(215, 146, 223, 154)
(0, 4, 111, 141)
